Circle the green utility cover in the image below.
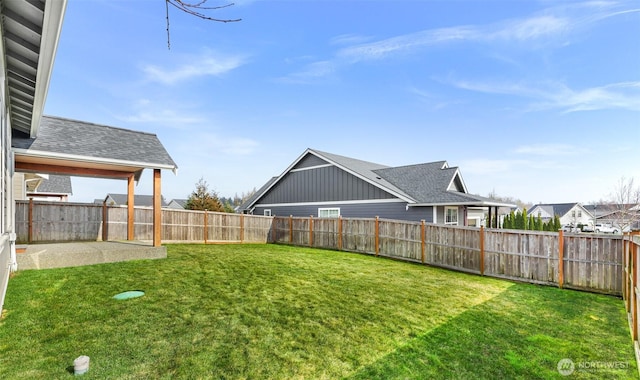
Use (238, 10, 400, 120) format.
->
(113, 291, 145, 300)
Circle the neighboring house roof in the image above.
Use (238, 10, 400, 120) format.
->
(528, 203, 593, 219)
(103, 193, 167, 207)
(1, 0, 67, 136)
(168, 199, 188, 209)
(30, 175, 72, 195)
(12, 116, 178, 180)
(242, 148, 515, 211)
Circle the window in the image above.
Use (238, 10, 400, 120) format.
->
(571, 211, 576, 217)
(318, 208, 340, 218)
(578, 211, 582, 217)
(445, 207, 458, 225)
(263, 209, 272, 216)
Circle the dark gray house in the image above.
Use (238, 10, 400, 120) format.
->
(239, 148, 513, 226)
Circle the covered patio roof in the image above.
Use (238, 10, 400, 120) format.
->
(12, 115, 177, 180)
(11, 115, 178, 247)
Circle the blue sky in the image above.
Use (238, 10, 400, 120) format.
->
(44, 0, 640, 205)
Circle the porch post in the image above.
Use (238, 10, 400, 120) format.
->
(127, 174, 135, 241)
(487, 207, 492, 228)
(153, 169, 162, 247)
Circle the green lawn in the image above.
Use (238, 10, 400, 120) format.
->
(0, 244, 636, 379)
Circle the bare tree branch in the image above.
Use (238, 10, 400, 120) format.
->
(165, 0, 241, 49)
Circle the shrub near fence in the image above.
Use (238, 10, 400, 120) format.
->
(271, 215, 624, 296)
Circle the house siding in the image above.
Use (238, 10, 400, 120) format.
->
(292, 154, 328, 170)
(254, 201, 434, 222)
(259, 165, 396, 204)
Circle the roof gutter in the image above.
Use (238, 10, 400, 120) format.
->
(409, 201, 517, 208)
(30, 0, 68, 137)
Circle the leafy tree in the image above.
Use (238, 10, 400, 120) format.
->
(185, 178, 224, 212)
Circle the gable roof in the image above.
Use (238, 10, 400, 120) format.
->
(12, 115, 178, 180)
(168, 199, 188, 208)
(528, 203, 591, 218)
(31, 174, 72, 195)
(243, 148, 514, 210)
(104, 193, 167, 207)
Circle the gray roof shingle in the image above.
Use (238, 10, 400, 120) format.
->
(12, 115, 177, 169)
(34, 175, 72, 194)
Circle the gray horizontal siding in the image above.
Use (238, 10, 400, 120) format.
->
(255, 202, 434, 223)
(259, 166, 396, 204)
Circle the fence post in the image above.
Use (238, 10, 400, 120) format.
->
(309, 215, 314, 247)
(240, 214, 244, 243)
(338, 216, 343, 251)
(289, 215, 293, 244)
(421, 220, 426, 264)
(479, 225, 485, 276)
(375, 216, 379, 257)
(622, 235, 632, 313)
(558, 230, 564, 289)
(28, 198, 33, 243)
(204, 210, 208, 244)
(633, 239, 638, 342)
(102, 201, 108, 241)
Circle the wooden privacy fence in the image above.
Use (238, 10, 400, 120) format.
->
(622, 233, 640, 368)
(15, 200, 273, 244)
(272, 215, 624, 295)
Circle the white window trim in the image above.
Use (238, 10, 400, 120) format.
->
(445, 206, 458, 225)
(318, 207, 340, 218)
(263, 209, 271, 216)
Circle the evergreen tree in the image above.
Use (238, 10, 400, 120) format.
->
(185, 178, 224, 212)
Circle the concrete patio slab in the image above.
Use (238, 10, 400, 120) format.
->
(16, 241, 166, 270)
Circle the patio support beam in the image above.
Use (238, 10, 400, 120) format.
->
(127, 174, 134, 241)
(15, 162, 134, 179)
(153, 169, 162, 247)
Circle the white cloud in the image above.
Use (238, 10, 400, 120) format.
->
(117, 99, 207, 127)
(283, 1, 636, 82)
(446, 79, 640, 113)
(513, 144, 589, 156)
(142, 52, 245, 85)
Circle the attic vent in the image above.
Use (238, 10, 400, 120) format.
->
(375, 176, 382, 180)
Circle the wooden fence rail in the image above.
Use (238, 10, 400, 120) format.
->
(271, 215, 624, 296)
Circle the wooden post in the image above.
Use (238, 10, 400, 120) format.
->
(421, 220, 426, 264)
(622, 235, 632, 313)
(375, 216, 379, 257)
(28, 198, 33, 243)
(102, 201, 108, 241)
(558, 230, 564, 289)
(309, 215, 314, 247)
(204, 210, 208, 244)
(479, 225, 485, 276)
(240, 214, 244, 243)
(633, 240, 638, 341)
(127, 174, 135, 241)
(289, 215, 293, 244)
(338, 216, 343, 251)
(487, 207, 492, 229)
(152, 169, 162, 247)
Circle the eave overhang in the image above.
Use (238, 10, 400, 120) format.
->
(1, 0, 67, 137)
